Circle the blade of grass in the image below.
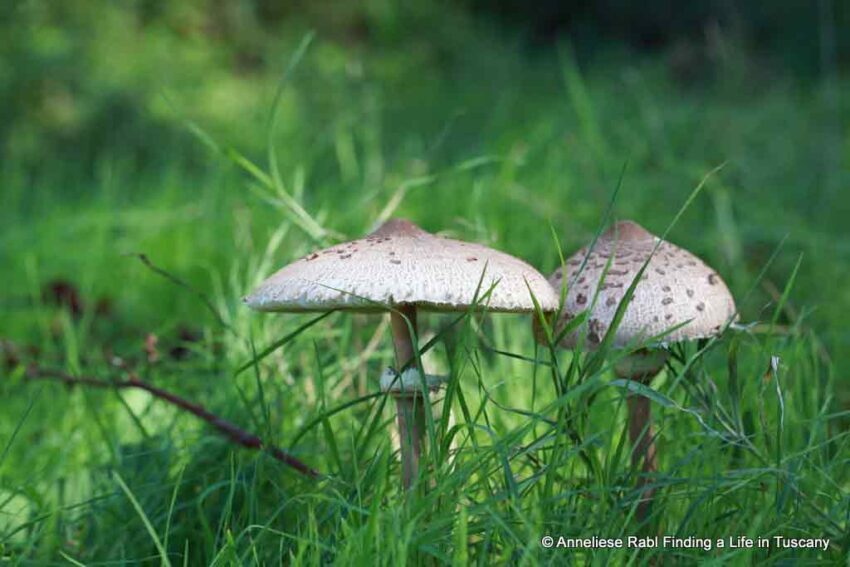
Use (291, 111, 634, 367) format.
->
(114, 472, 172, 567)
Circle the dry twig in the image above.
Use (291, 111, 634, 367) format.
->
(25, 365, 322, 479)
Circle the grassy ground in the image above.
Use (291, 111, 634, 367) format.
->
(1, 15, 849, 565)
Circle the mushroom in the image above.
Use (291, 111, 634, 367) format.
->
(246, 218, 559, 489)
(538, 220, 736, 515)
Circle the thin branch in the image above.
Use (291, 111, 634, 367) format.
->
(25, 365, 322, 479)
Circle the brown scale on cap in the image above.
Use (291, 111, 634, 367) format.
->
(370, 218, 426, 238)
(588, 318, 607, 344)
(539, 220, 737, 349)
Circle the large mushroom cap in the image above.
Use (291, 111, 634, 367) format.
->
(545, 220, 736, 349)
(246, 218, 559, 313)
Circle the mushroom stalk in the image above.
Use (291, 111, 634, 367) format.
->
(627, 392, 658, 474)
(390, 304, 426, 490)
(616, 349, 667, 519)
(627, 393, 657, 516)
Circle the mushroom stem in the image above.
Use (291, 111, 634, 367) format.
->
(616, 349, 667, 519)
(389, 304, 426, 490)
(627, 393, 658, 517)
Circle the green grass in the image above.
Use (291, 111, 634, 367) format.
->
(1, 19, 849, 565)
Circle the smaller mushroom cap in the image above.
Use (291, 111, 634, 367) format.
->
(245, 219, 558, 313)
(544, 220, 736, 349)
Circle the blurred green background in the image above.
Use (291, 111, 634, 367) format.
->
(3, 0, 848, 383)
(1, 0, 849, 563)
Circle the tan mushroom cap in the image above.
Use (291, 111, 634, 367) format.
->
(546, 220, 737, 349)
(245, 218, 559, 314)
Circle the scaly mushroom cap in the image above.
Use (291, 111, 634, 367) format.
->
(544, 220, 736, 349)
(245, 219, 559, 313)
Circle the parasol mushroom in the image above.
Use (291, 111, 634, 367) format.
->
(539, 220, 736, 515)
(246, 218, 559, 489)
